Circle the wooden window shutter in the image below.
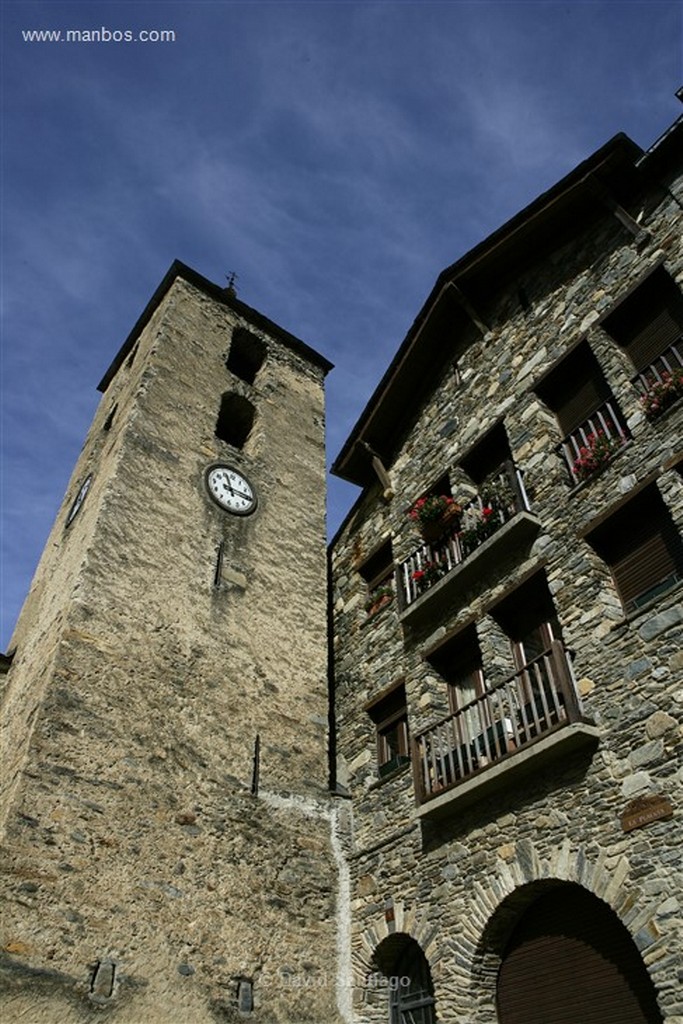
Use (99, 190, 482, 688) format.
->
(610, 517, 682, 609)
(603, 268, 683, 372)
(621, 307, 683, 371)
(536, 343, 612, 435)
(588, 486, 683, 610)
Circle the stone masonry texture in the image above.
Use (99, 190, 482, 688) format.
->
(0, 273, 343, 1023)
(332, 131, 682, 1021)
(2, 121, 683, 1024)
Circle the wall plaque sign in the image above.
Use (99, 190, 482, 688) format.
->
(621, 794, 674, 833)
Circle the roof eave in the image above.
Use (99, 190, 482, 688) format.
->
(331, 131, 646, 487)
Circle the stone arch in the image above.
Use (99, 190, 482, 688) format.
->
(496, 884, 663, 1023)
(458, 839, 667, 1023)
(352, 904, 441, 984)
(358, 930, 437, 1024)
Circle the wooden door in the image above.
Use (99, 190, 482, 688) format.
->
(497, 885, 663, 1024)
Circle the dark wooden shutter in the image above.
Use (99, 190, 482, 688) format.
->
(622, 307, 683, 371)
(536, 343, 612, 435)
(611, 517, 683, 608)
(589, 486, 683, 610)
(497, 885, 664, 1024)
(603, 268, 683, 372)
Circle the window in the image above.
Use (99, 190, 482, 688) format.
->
(215, 393, 255, 449)
(428, 627, 485, 776)
(226, 328, 266, 385)
(359, 540, 395, 614)
(428, 627, 485, 714)
(459, 422, 527, 517)
(491, 573, 561, 669)
(536, 342, 612, 436)
(535, 342, 628, 483)
(602, 266, 683, 376)
(236, 977, 253, 1014)
(367, 684, 409, 778)
(490, 574, 570, 745)
(409, 473, 454, 519)
(372, 937, 436, 1024)
(586, 485, 683, 612)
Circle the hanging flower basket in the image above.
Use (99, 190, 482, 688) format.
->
(572, 430, 626, 482)
(408, 495, 461, 542)
(639, 368, 683, 420)
(364, 585, 394, 617)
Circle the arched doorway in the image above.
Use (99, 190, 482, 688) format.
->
(497, 883, 663, 1023)
(372, 934, 437, 1024)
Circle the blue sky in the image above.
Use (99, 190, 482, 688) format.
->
(1, 0, 681, 648)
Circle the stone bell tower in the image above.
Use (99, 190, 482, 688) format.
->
(0, 262, 345, 1023)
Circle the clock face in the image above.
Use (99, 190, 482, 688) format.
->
(65, 474, 92, 528)
(205, 465, 257, 516)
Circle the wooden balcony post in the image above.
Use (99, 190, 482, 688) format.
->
(550, 639, 580, 720)
(411, 734, 426, 804)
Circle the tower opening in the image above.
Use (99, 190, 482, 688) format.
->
(226, 328, 266, 385)
(215, 393, 255, 449)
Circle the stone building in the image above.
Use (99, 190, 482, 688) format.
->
(330, 116, 683, 1024)
(0, 263, 345, 1023)
(2, 112, 682, 1024)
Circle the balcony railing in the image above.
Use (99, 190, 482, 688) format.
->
(399, 463, 530, 608)
(412, 640, 581, 805)
(557, 399, 628, 485)
(631, 339, 683, 394)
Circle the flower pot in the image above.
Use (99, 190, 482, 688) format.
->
(419, 505, 460, 544)
(367, 594, 393, 617)
(420, 520, 447, 544)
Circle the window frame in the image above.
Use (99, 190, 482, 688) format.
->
(358, 540, 395, 614)
(585, 484, 683, 614)
(366, 682, 410, 779)
(601, 265, 683, 374)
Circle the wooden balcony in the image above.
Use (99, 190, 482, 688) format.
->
(557, 399, 629, 485)
(398, 465, 537, 621)
(631, 338, 683, 394)
(412, 640, 599, 818)
(631, 340, 683, 421)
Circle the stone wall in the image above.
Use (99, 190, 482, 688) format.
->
(1, 275, 344, 1023)
(332, 163, 683, 1021)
